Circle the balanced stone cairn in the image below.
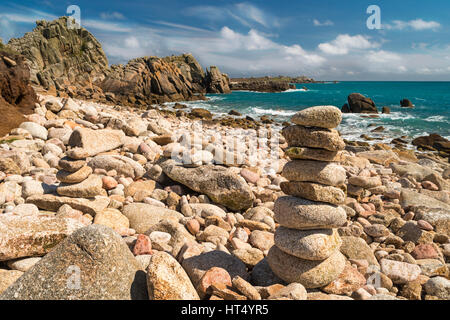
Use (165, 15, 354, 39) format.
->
(267, 106, 349, 289)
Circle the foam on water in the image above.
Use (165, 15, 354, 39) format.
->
(163, 81, 450, 144)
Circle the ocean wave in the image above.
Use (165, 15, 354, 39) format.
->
(250, 107, 297, 117)
(424, 115, 448, 123)
(281, 88, 307, 93)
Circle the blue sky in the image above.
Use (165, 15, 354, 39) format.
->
(0, 0, 449, 80)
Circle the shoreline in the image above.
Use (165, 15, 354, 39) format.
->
(0, 92, 449, 300)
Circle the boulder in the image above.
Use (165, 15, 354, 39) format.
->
(274, 196, 347, 230)
(161, 160, 254, 211)
(0, 270, 23, 295)
(282, 126, 345, 151)
(342, 93, 378, 114)
(267, 246, 346, 289)
(274, 228, 342, 261)
(400, 189, 450, 212)
(182, 250, 248, 288)
(282, 160, 346, 186)
(340, 236, 379, 267)
(0, 215, 85, 261)
(19, 122, 48, 140)
(280, 182, 346, 205)
(122, 203, 183, 234)
(380, 259, 421, 284)
(291, 106, 342, 129)
(88, 155, 145, 179)
(424, 277, 450, 300)
(0, 225, 147, 300)
(0, 150, 31, 174)
(67, 128, 125, 159)
(400, 99, 414, 108)
(26, 194, 110, 216)
(412, 134, 450, 153)
(284, 147, 341, 162)
(147, 252, 199, 300)
(57, 175, 105, 198)
(56, 166, 93, 184)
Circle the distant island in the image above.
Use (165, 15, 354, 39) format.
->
(229, 76, 337, 92)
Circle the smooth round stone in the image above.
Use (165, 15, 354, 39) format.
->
(274, 196, 347, 230)
(280, 182, 346, 205)
(149, 231, 172, 244)
(285, 147, 342, 162)
(267, 246, 346, 289)
(274, 228, 342, 261)
(58, 157, 86, 173)
(282, 160, 346, 186)
(282, 126, 345, 151)
(56, 166, 93, 184)
(291, 106, 342, 129)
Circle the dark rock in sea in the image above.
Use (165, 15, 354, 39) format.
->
(382, 106, 391, 114)
(229, 109, 242, 116)
(205, 66, 231, 94)
(260, 115, 274, 124)
(412, 134, 450, 153)
(371, 126, 385, 133)
(190, 108, 213, 120)
(400, 99, 414, 108)
(342, 93, 378, 114)
(174, 103, 187, 109)
(246, 115, 255, 122)
(0, 49, 38, 137)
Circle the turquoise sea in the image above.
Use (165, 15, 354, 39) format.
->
(167, 82, 450, 143)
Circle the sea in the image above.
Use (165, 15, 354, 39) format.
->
(165, 81, 450, 145)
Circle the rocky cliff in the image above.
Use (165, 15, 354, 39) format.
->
(7, 17, 231, 105)
(100, 56, 207, 105)
(230, 78, 295, 92)
(0, 49, 38, 137)
(205, 66, 231, 94)
(7, 17, 108, 93)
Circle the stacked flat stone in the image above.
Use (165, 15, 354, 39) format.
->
(267, 106, 348, 289)
(55, 156, 105, 198)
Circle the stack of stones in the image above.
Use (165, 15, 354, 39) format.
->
(267, 106, 349, 289)
(56, 156, 105, 199)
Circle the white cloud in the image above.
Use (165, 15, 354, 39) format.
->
(83, 20, 132, 33)
(366, 50, 401, 64)
(185, 3, 280, 29)
(100, 12, 125, 20)
(313, 19, 334, 27)
(318, 34, 378, 55)
(385, 19, 441, 31)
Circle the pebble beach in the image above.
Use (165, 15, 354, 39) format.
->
(0, 94, 449, 300)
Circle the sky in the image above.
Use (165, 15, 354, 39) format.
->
(0, 0, 449, 80)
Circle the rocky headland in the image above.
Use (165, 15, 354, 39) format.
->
(7, 17, 231, 107)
